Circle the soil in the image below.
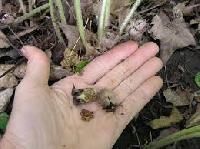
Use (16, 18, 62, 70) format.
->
(0, 0, 200, 148)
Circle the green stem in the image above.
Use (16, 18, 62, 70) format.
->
(14, 3, 50, 24)
(98, 0, 108, 41)
(49, 0, 65, 45)
(120, 0, 142, 34)
(145, 125, 200, 149)
(104, 0, 110, 27)
(74, 0, 87, 48)
(54, 0, 67, 25)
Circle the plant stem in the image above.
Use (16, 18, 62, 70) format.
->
(49, 0, 65, 45)
(14, 3, 50, 24)
(98, 0, 109, 41)
(120, 0, 143, 34)
(145, 125, 200, 149)
(104, 0, 110, 27)
(28, 0, 33, 12)
(74, 0, 87, 48)
(18, 0, 26, 14)
(54, 0, 67, 25)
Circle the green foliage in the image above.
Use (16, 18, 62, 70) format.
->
(0, 112, 9, 131)
(145, 125, 200, 149)
(74, 60, 89, 73)
(195, 72, 200, 88)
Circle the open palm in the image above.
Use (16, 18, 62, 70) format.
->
(0, 41, 163, 149)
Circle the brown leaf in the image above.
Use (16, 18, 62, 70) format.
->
(110, 0, 130, 16)
(61, 24, 98, 56)
(127, 19, 147, 41)
(0, 65, 18, 89)
(61, 49, 79, 69)
(157, 128, 179, 140)
(148, 107, 183, 129)
(175, 2, 200, 17)
(50, 65, 72, 81)
(150, 12, 196, 64)
(0, 30, 10, 48)
(0, 88, 13, 113)
(163, 88, 191, 106)
(186, 104, 200, 128)
(100, 32, 120, 51)
(61, 25, 80, 48)
(14, 63, 71, 81)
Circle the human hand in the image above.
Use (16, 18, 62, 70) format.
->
(0, 41, 163, 149)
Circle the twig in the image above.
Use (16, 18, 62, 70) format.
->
(120, 0, 143, 34)
(74, 0, 88, 49)
(54, 0, 67, 25)
(49, 0, 65, 45)
(14, 3, 50, 24)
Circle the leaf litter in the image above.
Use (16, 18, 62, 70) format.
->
(0, 0, 200, 147)
(150, 11, 196, 64)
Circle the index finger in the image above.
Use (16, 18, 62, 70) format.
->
(80, 41, 138, 84)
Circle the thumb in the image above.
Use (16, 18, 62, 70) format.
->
(21, 46, 50, 85)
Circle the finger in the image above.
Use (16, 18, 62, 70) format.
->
(80, 41, 138, 84)
(116, 76, 163, 126)
(96, 42, 159, 88)
(114, 57, 163, 102)
(20, 46, 50, 85)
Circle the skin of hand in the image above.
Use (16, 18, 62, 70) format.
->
(0, 41, 163, 149)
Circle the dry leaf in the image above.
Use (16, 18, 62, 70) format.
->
(190, 18, 200, 25)
(175, 2, 200, 17)
(163, 88, 190, 106)
(0, 49, 20, 60)
(61, 25, 80, 48)
(150, 12, 196, 64)
(148, 108, 183, 129)
(110, 0, 130, 16)
(0, 65, 18, 89)
(157, 127, 179, 140)
(193, 90, 200, 102)
(14, 63, 71, 81)
(186, 104, 200, 128)
(50, 65, 72, 80)
(100, 32, 120, 51)
(61, 24, 98, 55)
(0, 88, 13, 113)
(13, 63, 26, 79)
(61, 49, 79, 69)
(0, 30, 10, 48)
(127, 19, 147, 41)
